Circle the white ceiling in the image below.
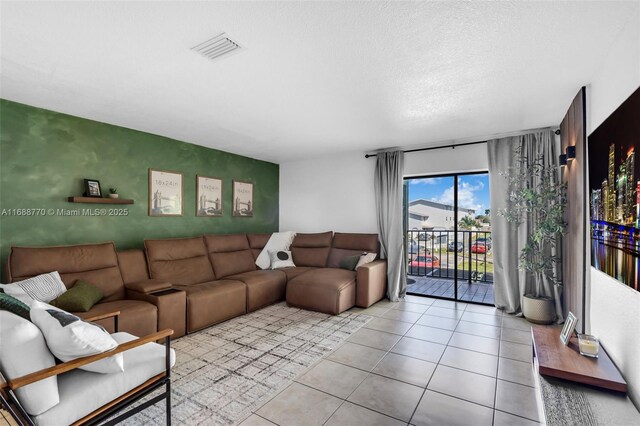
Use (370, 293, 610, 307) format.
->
(1, 1, 638, 163)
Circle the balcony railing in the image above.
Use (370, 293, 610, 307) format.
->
(406, 229, 493, 283)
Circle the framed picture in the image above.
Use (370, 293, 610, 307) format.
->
(232, 180, 253, 217)
(196, 176, 223, 217)
(149, 169, 183, 216)
(84, 179, 102, 198)
(560, 312, 578, 346)
(588, 86, 639, 290)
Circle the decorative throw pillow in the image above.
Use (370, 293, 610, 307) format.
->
(256, 231, 296, 269)
(355, 252, 377, 269)
(30, 300, 123, 374)
(339, 255, 361, 271)
(269, 250, 296, 269)
(0, 271, 67, 305)
(0, 311, 60, 416)
(0, 292, 31, 321)
(50, 280, 103, 312)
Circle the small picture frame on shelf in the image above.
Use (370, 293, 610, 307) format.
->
(560, 311, 577, 346)
(83, 179, 102, 198)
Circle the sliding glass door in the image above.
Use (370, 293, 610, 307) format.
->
(404, 172, 493, 305)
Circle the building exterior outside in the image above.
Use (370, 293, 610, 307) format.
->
(408, 199, 476, 230)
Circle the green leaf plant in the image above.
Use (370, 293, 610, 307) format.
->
(498, 148, 567, 298)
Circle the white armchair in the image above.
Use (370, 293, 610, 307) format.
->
(0, 310, 175, 426)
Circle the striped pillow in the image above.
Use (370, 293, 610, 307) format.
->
(0, 272, 67, 305)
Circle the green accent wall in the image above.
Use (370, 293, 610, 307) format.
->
(0, 99, 279, 277)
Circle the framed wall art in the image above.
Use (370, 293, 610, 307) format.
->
(588, 86, 639, 291)
(84, 179, 102, 198)
(149, 169, 183, 216)
(197, 175, 223, 217)
(560, 312, 577, 346)
(232, 180, 253, 217)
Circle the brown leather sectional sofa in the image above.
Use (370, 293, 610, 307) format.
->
(5, 232, 387, 338)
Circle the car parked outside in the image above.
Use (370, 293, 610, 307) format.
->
(475, 237, 492, 249)
(409, 255, 441, 269)
(447, 242, 463, 252)
(471, 242, 487, 253)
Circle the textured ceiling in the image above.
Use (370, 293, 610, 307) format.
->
(1, 1, 638, 163)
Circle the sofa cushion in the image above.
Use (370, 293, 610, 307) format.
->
(0, 272, 67, 305)
(290, 232, 333, 267)
(286, 268, 357, 315)
(254, 232, 296, 269)
(339, 255, 361, 271)
(49, 280, 103, 312)
(0, 292, 31, 320)
(227, 270, 287, 312)
(356, 252, 378, 269)
(8, 243, 126, 302)
(247, 233, 271, 260)
(332, 232, 379, 252)
(269, 250, 296, 269)
(124, 279, 172, 295)
(327, 233, 379, 268)
(0, 311, 59, 416)
(30, 301, 123, 374)
(76, 300, 158, 337)
(145, 237, 215, 285)
(32, 332, 176, 426)
(175, 280, 246, 332)
(117, 249, 150, 285)
(355, 260, 388, 308)
(280, 266, 317, 281)
(208, 251, 256, 278)
(204, 233, 250, 252)
(205, 234, 256, 278)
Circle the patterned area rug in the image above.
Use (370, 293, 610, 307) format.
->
(539, 375, 596, 425)
(123, 303, 371, 426)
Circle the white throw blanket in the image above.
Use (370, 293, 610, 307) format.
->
(255, 231, 297, 269)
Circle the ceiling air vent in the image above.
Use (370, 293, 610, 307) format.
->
(191, 33, 242, 62)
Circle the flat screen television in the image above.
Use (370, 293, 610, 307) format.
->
(588, 85, 639, 291)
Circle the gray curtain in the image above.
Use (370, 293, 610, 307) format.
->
(374, 150, 406, 302)
(488, 131, 563, 319)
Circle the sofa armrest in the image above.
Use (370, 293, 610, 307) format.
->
(83, 310, 120, 323)
(124, 279, 172, 295)
(127, 288, 187, 339)
(6, 329, 174, 391)
(83, 310, 120, 332)
(356, 259, 387, 308)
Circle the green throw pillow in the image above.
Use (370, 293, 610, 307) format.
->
(339, 255, 361, 271)
(50, 280, 103, 312)
(0, 292, 31, 321)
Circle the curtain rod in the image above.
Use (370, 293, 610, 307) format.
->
(364, 129, 561, 159)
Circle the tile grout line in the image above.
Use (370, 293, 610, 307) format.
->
(492, 319, 503, 426)
(246, 297, 539, 426)
(253, 412, 278, 425)
(494, 408, 543, 424)
(406, 303, 464, 424)
(322, 305, 422, 424)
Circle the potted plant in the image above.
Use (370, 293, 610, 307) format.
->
(108, 188, 119, 199)
(499, 149, 567, 324)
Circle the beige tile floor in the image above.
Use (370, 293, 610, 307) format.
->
(0, 296, 542, 426)
(242, 295, 544, 426)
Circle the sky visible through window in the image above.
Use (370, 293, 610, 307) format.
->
(408, 173, 491, 214)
